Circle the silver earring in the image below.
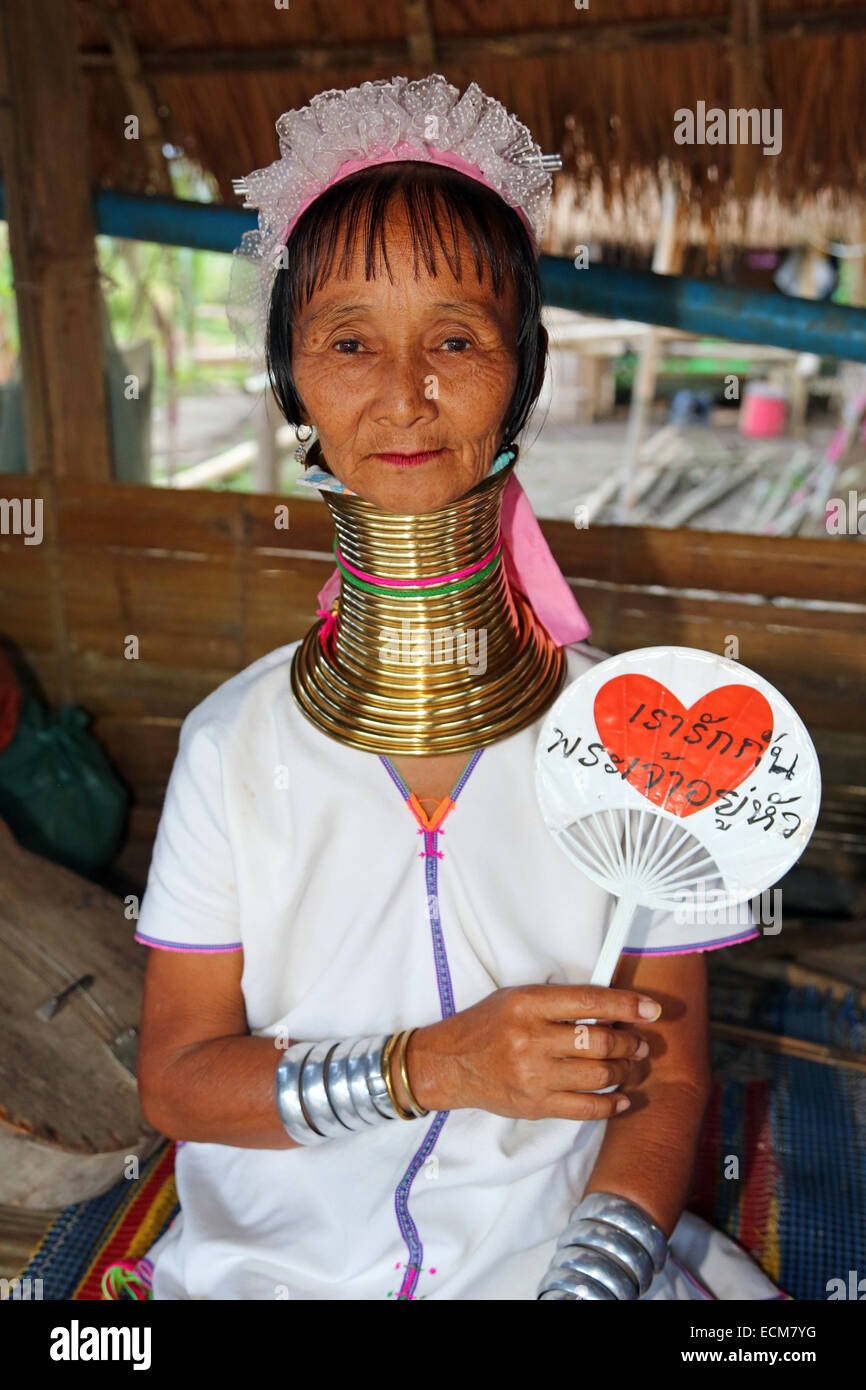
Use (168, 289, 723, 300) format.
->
(294, 423, 314, 465)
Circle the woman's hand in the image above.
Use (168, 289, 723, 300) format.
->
(403, 984, 659, 1121)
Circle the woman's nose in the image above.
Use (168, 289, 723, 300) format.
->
(371, 348, 438, 427)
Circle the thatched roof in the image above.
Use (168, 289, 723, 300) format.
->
(16, 1, 866, 246)
(546, 178, 866, 257)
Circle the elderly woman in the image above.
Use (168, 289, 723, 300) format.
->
(119, 76, 783, 1302)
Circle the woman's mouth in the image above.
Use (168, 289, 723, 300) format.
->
(373, 449, 445, 467)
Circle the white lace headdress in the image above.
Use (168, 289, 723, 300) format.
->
(226, 73, 561, 362)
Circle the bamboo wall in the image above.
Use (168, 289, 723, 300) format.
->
(2, 474, 864, 892)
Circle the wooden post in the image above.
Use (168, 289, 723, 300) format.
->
(253, 392, 279, 494)
(404, 0, 436, 77)
(617, 183, 683, 519)
(850, 216, 866, 310)
(0, 0, 112, 480)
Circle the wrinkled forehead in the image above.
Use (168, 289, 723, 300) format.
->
(290, 184, 519, 320)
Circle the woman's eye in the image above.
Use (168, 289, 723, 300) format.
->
(331, 336, 471, 354)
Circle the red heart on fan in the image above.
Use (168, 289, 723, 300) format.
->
(593, 674, 774, 817)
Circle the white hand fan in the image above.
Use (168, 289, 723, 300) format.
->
(535, 647, 821, 992)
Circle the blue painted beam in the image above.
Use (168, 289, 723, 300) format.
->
(3, 184, 866, 361)
(539, 256, 866, 364)
(0, 184, 254, 254)
(94, 189, 255, 254)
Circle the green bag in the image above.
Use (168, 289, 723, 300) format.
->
(0, 695, 129, 878)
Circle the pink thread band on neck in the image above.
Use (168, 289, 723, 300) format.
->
(334, 536, 502, 588)
(315, 475, 592, 647)
(284, 143, 537, 246)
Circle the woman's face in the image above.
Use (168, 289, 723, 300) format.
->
(291, 201, 520, 513)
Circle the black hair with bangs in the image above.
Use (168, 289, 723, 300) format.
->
(265, 161, 548, 469)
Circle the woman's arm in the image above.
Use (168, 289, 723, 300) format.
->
(579, 950, 713, 1235)
(137, 949, 291, 1148)
(136, 948, 423, 1148)
(137, 950, 651, 1148)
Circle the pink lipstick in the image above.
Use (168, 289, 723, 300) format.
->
(374, 449, 444, 467)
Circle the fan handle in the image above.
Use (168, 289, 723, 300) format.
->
(590, 892, 639, 990)
(576, 892, 639, 1095)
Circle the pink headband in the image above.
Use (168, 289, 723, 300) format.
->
(284, 143, 538, 248)
(228, 76, 559, 358)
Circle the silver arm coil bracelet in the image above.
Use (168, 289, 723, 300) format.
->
(537, 1190, 670, 1301)
(275, 1033, 422, 1145)
(574, 1192, 670, 1272)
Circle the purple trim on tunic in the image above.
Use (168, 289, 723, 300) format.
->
(450, 750, 483, 800)
(380, 755, 411, 798)
(392, 1109, 450, 1298)
(666, 1250, 715, 1299)
(379, 748, 484, 1301)
(621, 927, 761, 956)
(134, 933, 243, 953)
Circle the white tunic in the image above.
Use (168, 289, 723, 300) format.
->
(132, 639, 783, 1301)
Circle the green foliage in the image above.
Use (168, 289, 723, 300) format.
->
(0, 224, 19, 358)
(96, 235, 240, 405)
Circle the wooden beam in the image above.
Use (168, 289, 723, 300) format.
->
(0, 0, 111, 482)
(92, 0, 172, 197)
(78, 8, 866, 75)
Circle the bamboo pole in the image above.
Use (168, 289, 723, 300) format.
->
(711, 1021, 866, 1074)
(715, 953, 866, 1009)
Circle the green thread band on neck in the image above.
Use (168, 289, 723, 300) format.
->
(334, 540, 504, 599)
